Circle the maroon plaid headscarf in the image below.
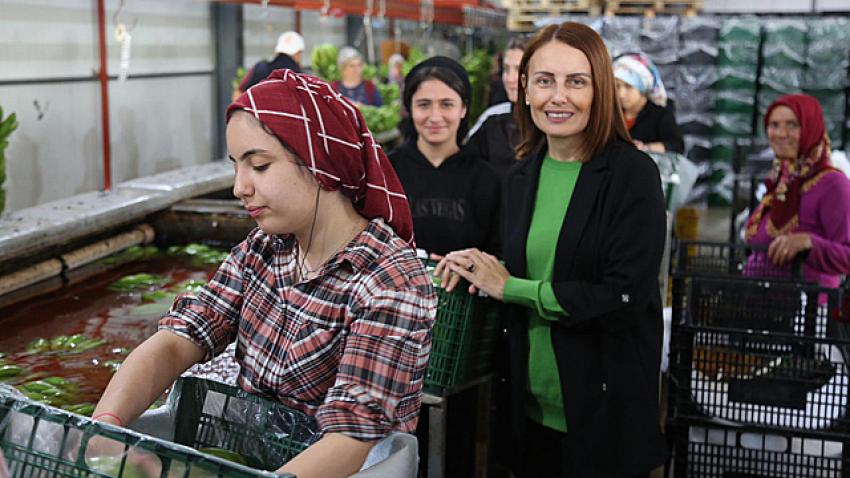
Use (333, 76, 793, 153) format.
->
(745, 93, 836, 240)
(227, 69, 414, 245)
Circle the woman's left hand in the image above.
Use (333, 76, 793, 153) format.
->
(768, 232, 813, 266)
(439, 248, 510, 301)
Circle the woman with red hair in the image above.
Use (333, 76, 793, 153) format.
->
(92, 70, 437, 478)
(744, 93, 850, 287)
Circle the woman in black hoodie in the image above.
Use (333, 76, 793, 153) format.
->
(389, 57, 501, 257)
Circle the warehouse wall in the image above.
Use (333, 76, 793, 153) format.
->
(705, 0, 848, 13)
(0, 0, 214, 213)
(243, 5, 346, 70)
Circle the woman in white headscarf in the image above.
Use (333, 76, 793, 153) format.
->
(613, 53, 684, 154)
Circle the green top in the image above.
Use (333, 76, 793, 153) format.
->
(502, 154, 581, 433)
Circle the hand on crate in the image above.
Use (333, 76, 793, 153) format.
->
(436, 248, 508, 300)
(767, 232, 812, 266)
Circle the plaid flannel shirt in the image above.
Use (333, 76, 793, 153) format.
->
(160, 218, 436, 440)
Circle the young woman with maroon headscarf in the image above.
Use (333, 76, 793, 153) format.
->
(744, 93, 850, 287)
(91, 69, 437, 478)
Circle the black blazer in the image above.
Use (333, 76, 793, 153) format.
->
(502, 140, 668, 476)
(630, 101, 685, 154)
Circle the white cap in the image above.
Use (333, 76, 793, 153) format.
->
(275, 31, 304, 56)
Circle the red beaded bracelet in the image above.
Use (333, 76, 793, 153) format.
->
(92, 412, 125, 427)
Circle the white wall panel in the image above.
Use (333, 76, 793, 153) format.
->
(0, 1, 98, 80)
(108, 75, 213, 184)
(0, 82, 103, 212)
(0, 0, 215, 213)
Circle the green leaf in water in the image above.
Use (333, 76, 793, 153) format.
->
(171, 280, 206, 294)
(50, 335, 69, 350)
(109, 273, 170, 292)
(0, 364, 22, 378)
(141, 290, 172, 302)
(26, 338, 50, 353)
(103, 360, 122, 372)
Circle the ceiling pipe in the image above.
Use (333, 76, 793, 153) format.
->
(96, 0, 113, 191)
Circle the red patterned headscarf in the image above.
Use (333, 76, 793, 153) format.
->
(227, 69, 414, 245)
(745, 94, 836, 240)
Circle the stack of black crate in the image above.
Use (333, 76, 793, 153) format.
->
(677, 16, 721, 204)
(668, 241, 850, 477)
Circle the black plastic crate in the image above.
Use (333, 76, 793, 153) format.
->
(672, 241, 804, 282)
(670, 240, 808, 331)
(672, 420, 850, 478)
(669, 277, 850, 432)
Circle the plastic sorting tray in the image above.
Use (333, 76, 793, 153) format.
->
(0, 389, 288, 477)
(672, 420, 849, 478)
(422, 259, 499, 393)
(169, 377, 320, 472)
(669, 277, 850, 432)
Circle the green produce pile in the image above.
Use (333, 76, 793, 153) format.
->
(231, 66, 247, 92)
(198, 447, 248, 466)
(5, 333, 124, 413)
(461, 49, 491, 126)
(359, 103, 401, 135)
(377, 82, 400, 105)
(402, 48, 426, 77)
(17, 376, 94, 413)
(0, 106, 18, 214)
(311, 44, 340, 82)
(167, 243, 229, 266)
(26, 334, 107, 355)
(362, 63, 377, 82)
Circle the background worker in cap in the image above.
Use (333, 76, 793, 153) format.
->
(234, 31, 305, 99)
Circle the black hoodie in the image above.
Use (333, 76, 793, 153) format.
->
(388, 140, 501, 256)
(464, 107, 520, 178)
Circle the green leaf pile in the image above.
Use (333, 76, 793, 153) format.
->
(0, 106, 19, 215)
(461, 49, 491, 126)
(376, 82, 400, 105)
(231, 66, 247, 91)
(359, 103, 401, 135)
(19, 376, 81, 408)
(311, 44, 340, 82)
(402, 48, 426, 77)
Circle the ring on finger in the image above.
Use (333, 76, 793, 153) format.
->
(467, 262, 476, 273)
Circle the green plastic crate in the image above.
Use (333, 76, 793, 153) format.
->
(717, 43, 759, 67)
(719, 19, 761, 44)
(169, 377, 319, 472)
(0, 393, 284, 477)
(423, 260, 499, 393)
